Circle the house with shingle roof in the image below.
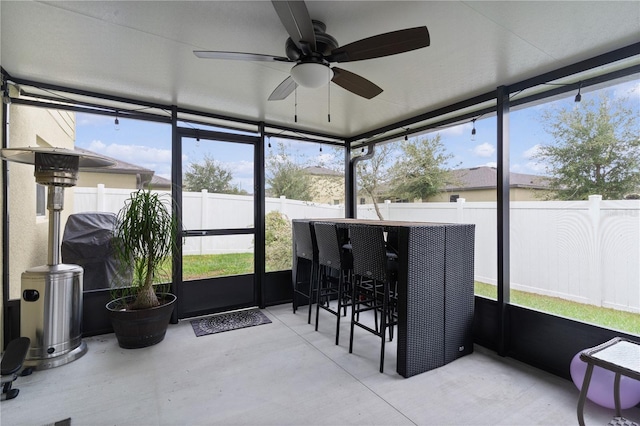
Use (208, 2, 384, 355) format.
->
(147, 174, 172, 190)
(305, 165, 551, 204)
(427, 166, 551, 202)
(75, 147, 171, 190)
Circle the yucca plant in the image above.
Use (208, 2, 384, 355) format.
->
(112, 188, 178, 310)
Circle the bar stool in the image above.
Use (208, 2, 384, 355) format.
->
(291, 220, 318, 324)
(313, 221, 352, 345)
(348, 223, 399, 373)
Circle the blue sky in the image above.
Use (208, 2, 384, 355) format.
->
(75, 79, 638, 193)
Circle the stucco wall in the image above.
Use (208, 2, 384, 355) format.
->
(308, 173, 379, 206)
(510, 187, 549, 201)
(7, 103, 75, 299)
(428, 187, 547, 202)
(309, 175, 344, 205)
(77, 172, 138, 189)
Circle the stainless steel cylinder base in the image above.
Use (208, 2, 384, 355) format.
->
(21, 263, 85, 367)
(23, 341, 87, 371)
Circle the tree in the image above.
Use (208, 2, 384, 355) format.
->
(534, 95, 640, 200)
(388, 134, 456, 201)
(321, 145, 396, 218)
(183, 155, 246, 194)
(356, 144, 395, 219)
(264, 210, 292, 272)
(266, 143, 313, 201)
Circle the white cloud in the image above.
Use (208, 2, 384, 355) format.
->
(612, 80, 640, 101)
(473, 142, 495, 157)
(437, 122, 472, 137)
(113, 144, 170, 164)
(87, 140, 106, 150)
(525, 161, 547, 173)
(481, 161, 497, 168)
(76, 113, 113, 126)
(512, 161, 547, 174)
(312, 152, 341, 167)
(235, 177, 255, 193)
(84, 141, 174, 177)
(518, 138, 547, 173)
(224, 160, 254, 174)
(85, 141, 171, 164)
(523, 144, 542, 159)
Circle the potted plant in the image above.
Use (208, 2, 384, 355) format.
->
(106, 188, 179, 349)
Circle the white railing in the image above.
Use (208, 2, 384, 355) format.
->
(73, 186, 640, 313)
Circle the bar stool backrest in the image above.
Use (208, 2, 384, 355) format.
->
(349, 224, 387, 283)
(292, 220, 316, 262)
(314, 222, 342, 269)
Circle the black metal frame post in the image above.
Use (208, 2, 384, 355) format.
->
(345, 144, 354, 218)
(1, 78, 11, 345)
(170, 105, 181, 324)
(496, 85, 510, 356)
(256, 123, 266, 308)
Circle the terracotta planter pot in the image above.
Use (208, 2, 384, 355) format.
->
(106, 293, 176, 349)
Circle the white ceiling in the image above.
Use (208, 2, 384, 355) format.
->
(1, 1, 639, 139)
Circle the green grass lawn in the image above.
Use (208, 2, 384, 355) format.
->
(475, 281, 640, 335)
(183, 253, 253, 279)
(157, 253, 254, 281)
(165, 253, 640, 335)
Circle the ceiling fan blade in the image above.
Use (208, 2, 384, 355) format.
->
(268, 76, 298, 101)
(194, 51, 291, 62)
(331, 67, 383, 99)
(328, 27, 430, 63)
(271, 1, 316, 52)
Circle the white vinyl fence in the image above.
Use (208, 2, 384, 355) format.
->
(72, 186, 344, 257)
(73, 186, 640, 313)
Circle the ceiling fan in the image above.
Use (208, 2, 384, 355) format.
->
(194, 1, 430, 101)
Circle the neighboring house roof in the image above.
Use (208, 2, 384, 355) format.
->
(444, 166, 551, 191)
(147, 174, 172, 189)
(304, 166, 343, 177)
(75, 147, 155, 186)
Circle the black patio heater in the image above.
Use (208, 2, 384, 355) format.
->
(1, 147, 114, 369)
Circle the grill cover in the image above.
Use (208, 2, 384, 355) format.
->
(61, 212, 124, 290)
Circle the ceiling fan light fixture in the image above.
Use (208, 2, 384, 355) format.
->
(290, 63, 333, 88)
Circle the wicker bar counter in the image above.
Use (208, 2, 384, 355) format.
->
(293, 218, 475, 378)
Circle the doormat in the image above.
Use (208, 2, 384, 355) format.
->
(190, 309, 272, 337)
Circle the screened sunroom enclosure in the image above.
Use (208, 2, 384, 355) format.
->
(1, 0, 639, 385)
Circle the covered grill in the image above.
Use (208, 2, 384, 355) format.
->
(61, 212, 123, 291)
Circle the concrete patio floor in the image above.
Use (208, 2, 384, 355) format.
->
(2, 302, 638, 425)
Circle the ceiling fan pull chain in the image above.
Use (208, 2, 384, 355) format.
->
(328, 72, 331, 123)
(294, 87, 298, 123)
